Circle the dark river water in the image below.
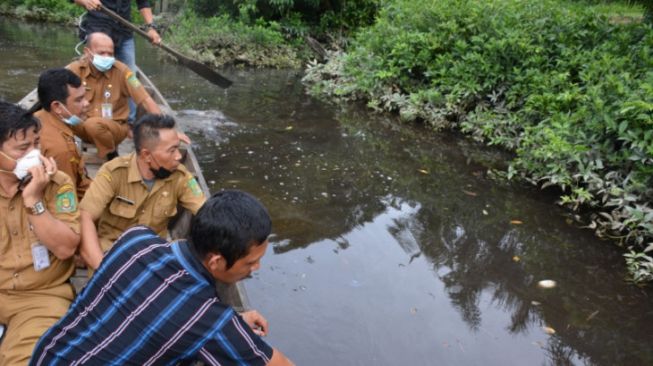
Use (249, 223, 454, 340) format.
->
(2, 17, 653, 366)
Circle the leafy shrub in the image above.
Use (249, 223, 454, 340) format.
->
(187, 0, 379, 34)
(0, 0, 82, 22)
(165, 11, 301, 68)
(303, 0, 653, 282)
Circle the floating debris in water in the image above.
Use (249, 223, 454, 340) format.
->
(512, 256, 521, 262)
(542, 326, 556, 335)
(531, 301, 541, 306)
(482, 209, 489, 215)
(537, 280, 557, 289)
(417, 169, 429, 174)
(510, 220, 524, 225)
(410, 307, 417, 315)
(285, 126, 293, 131)
(462, 190, 477, 197)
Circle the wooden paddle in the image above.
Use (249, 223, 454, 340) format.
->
(99, 5, 233, 88)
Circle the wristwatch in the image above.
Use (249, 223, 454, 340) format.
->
(26, 200, 46, 216)
(141, 23, 158, 31)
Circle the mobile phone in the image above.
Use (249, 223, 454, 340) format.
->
(18, 173, 32, 191)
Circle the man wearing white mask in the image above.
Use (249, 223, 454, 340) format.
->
(0, 101, 81, 365)
(67, 32, 161, 160)
(35, 68, 92, 199)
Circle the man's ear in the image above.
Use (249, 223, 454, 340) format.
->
(140, 147, 152, 162)
(50, 101, 64, 115)
(206, 253, 227, 273)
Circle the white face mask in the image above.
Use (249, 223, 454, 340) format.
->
(4, 148, 42, 180)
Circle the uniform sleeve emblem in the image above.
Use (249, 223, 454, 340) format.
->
(187, 177, 203, 197)
(126, 72, 142, 88)
(55, 190, 78, 213)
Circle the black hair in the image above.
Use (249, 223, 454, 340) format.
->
(0, 100, 41, 146)
(132, 114, 175, 152)
(191, 190, 272, 269)
(37, 68, 82, 112)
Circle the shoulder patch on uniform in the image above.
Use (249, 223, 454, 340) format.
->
(126, 71, 142, 88)
(187, 177, 203, 197)
(99, 171, 113, 182)
(56, 190, 77, 213)
(57, 183, 74, 195)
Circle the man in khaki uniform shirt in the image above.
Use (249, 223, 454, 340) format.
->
(35, 68, 92, 199)
(67, 32, 161, 159)
(79, 114, 205, 269)
(0, 102, 80, 365)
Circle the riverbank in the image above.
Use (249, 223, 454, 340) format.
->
(303, 0, 653, 283)
(0, 0, 368, 68)
(0, 4, 305, 68)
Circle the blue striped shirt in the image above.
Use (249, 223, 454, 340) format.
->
(30, 226, 273, 366)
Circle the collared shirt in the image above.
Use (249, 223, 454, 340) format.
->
(0, 172, 80, 291)
(79, 0, 152, 46)
(30, 226, 273, 366)
(67, 58, 151, 123)
(79, 152, 206, 251)
(35, 109, 91, 199)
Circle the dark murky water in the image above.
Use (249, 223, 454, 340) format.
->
(2, 17, 653, 366)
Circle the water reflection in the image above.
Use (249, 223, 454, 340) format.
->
(2, 17, 653, 366)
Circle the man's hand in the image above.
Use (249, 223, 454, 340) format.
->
(240, 310, 269, 337)
(75, 0, 102, 11)
(177, 131, 191, 145)
(147, 28, 161, 45)
(22, 156, 57, 207)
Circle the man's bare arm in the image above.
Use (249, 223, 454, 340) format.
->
(79, 209, 104, 269)
(267, 348, 295, 366)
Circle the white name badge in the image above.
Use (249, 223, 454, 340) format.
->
(31, 243, 51, 272)
(101, 103, 113, 119)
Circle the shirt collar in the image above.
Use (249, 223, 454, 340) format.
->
(174, 239, 216, 285)
(39, 110, 74, 136)
(127, 152, 142, 183)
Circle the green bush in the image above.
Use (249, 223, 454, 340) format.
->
(303, 0, 653, 282)
(187, 0, 379, 35)
(0, 0, 82, 22)
(165, 11, 301, 68)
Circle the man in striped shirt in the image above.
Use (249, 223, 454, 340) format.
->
(30, 190, 294, 366)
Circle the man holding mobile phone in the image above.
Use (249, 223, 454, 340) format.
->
(0, 101, 81, 365)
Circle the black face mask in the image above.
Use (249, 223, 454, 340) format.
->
(150, 155, 173, 179)
(150, 166, 173, 180)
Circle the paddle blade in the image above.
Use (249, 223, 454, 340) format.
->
(175, 52, 233, 88)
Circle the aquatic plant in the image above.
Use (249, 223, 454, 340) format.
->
(303, 0, 653, 282)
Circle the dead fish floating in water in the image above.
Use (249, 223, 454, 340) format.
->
(537, 280, 557, 289)
(542, 326, 556, 335)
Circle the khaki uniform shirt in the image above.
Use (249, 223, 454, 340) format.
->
(0, 172, 80, 291)
(67, 58, 150, 123)
(79, 153, 206, 251)
(35, 109, 91, 199)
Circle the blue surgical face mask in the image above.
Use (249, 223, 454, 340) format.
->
(92, 54, 115, 72)
(60, 105, 83, 126)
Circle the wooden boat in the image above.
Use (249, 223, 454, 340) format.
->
(16, 67, 249, 312)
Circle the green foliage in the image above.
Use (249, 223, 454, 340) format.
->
(0, 0, 82, 22)
(187, 0, 379, 34)
(165, 11, 301, 68)
(303, 0, 653, 282)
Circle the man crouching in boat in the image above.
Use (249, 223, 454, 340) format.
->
(35, 68, 92, 200)
(78, 113, 205, 270)
(30, 190, 295, 366)
(67, 31, 161, 160)
(0, 101, 80, 365)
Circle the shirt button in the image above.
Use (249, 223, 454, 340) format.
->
(13, 273, 19, 278)
(9, 205, 14, 210)
(12, 230, 18, 236)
